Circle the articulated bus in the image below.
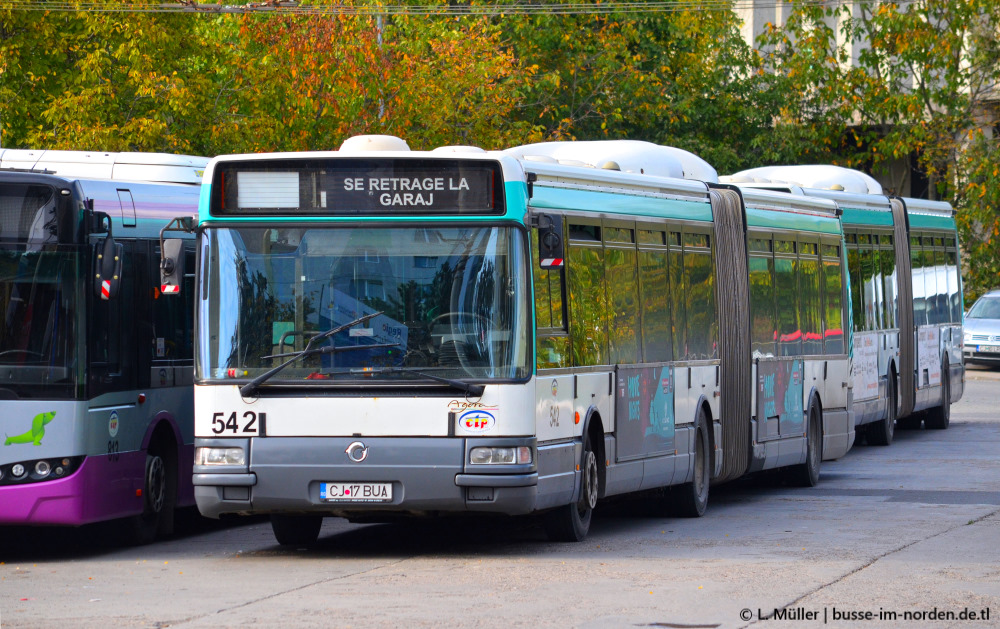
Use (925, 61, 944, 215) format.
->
(724, 165, 964, 445)
(0, 149, 206, 543)
(178, 136, 854, 545)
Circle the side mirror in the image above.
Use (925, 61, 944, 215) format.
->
(160, 238, 186, 295)
(94, 232, 123, 301)
(536, 213, 565, 268)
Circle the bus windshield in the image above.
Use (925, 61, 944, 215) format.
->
(0, 244, 85, 399)
(200, 225, 530, 385)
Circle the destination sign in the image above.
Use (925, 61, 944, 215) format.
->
(211, 158, 502, 216)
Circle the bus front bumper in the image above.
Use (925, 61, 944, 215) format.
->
(0, 454, 144, 526)
(193, 436, 538, 520)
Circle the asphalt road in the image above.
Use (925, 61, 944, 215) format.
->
(2, 371, 999, 628)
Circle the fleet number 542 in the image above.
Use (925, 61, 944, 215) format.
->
(211, 411, 264, 435)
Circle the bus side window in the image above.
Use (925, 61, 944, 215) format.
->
(946, 241, 961, 322)
(637, 228, 671, 363)
(910, 236, 927, 327)
(748, 237, 776, 357)
(774, 240, 799, 357)
(682, 232, 717, 360)
(845, 233, 863, 332)
(822, 244, 845, 354)
(567, 222, 607, 367)
(799, 241, 823, 355)
(605, 223, 639, 365)
(880, 235, 897, 330)
(532, 226, 569, 369)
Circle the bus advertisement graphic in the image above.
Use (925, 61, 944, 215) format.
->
(4, 411, 56, 446)
(852, 332, 880, 401)
(757, 359, 804, 434)
(615, 365, 675, 460)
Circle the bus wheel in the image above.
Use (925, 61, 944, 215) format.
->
(787, 401, 822, 487)
(868, 371, 897, 446)
(544, 433, 597, 542)
(925, 370, 951, 430)
(670, 408, 710, 517)
(129, 453, 170, 545)
(271, 514, 323, 546)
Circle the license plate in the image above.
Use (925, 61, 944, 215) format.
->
(977, 345, 1000, 353)
(320, 482, 392, 503)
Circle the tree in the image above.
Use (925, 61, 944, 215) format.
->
(758, 0, 1000, 298)
(1, 6, 231, 153)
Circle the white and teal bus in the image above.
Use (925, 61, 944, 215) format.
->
(0, 149, 206, 543)
(179, 136, 854, 545)
(724, 165, 964, 444)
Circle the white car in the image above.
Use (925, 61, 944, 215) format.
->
(964, 289, 1000, 366)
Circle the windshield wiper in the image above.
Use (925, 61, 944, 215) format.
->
(364, 367, 485, 397)
(239, 312, 393, 397)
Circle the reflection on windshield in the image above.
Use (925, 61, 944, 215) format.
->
(0, 246, 83, 398)
(200, 225, 529, 383)
(968, 298, 1000, 320)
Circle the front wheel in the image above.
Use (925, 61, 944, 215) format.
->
(544, 433, 598, 542)
(271, 515, 323, 546)
(128, 451, 173, 545)
(786, 401, 822, 487)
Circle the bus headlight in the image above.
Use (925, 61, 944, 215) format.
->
(964, 331, 972, 343)
(195, 447, 246, 466)
(0, 456, 83, 486)
(469, 446, 532, 465)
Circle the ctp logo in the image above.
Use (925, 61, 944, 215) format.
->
(108, 411, 120, 438)
(460, 410, 495, 433)
(345, 441, 369, 463)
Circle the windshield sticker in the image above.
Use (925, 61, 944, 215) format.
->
(4, 411, 57, 446)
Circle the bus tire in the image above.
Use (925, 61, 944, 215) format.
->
(129, 450, 172, 545)
(925, 368, 951, 430)
(670, 407, 710, 518)
(544, 433, 597, 542)
(787, 399, 822, 487)
(868, 369, 897, 446)
(271, 514, 323, 546)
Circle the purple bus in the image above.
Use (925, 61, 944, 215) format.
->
(0, 150, 206, 543)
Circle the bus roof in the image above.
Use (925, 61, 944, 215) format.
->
(0, 149, 209, 185)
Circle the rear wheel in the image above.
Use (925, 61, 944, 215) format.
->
(544, 433, 598, 542)
(669, 408, 710, 517)
(271, 515, 323, 546)
(925, 368, 951, 430)
(868, 371, 897, 446)
(786, 401, 821, 487)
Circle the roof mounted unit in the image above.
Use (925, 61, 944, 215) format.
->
(339, 135, 411, 153)
(504, 139, 718, 183)
(722, 165, 883, 195)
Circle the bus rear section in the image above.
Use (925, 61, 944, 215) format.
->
(724, 165, 964, 442)
(0, 151, 205, 543)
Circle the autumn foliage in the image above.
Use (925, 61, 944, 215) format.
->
(0, 1, 998, 294)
